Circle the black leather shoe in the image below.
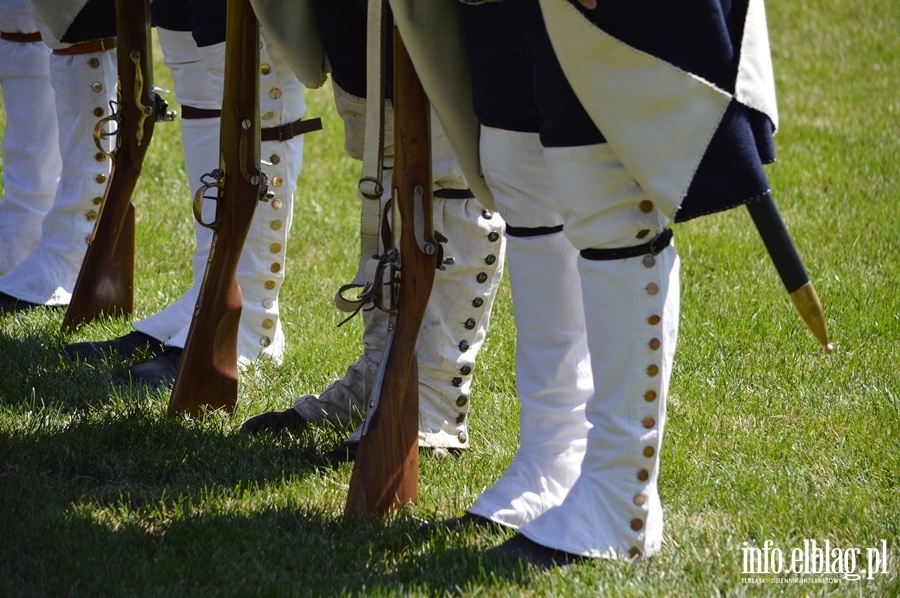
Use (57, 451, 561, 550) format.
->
(113, 347, 182, 387)
(240, 408, 307, 434)
(314, 440, 359, 468)
(489, 533, 585, 569)
(418, 512, 505, 539)
(0, 292, 48, 315)
(312, 441, 463, 468)
(64, 331, 166, 361)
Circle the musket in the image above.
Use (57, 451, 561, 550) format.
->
(61, 0, 175, 331)
(745, 197, 833, 353)
(345, 29, 439, 516)
(167, 0, 265, 417)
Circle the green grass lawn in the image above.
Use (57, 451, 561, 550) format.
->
(1, 1, 898, 595)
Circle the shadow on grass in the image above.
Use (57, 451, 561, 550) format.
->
(0, 319, 158, 413)
(0, 318, 536, 594)
(0, 497, 533, 594)
(1, 414, 532, 594)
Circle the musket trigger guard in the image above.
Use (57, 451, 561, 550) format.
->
(192, 169, 223, 230)
(335, 249, 399, 326)
(93, 100, 121, 156)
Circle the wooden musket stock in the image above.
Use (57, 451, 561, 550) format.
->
(167, 0, 263, 417)
(345, 30, 438, 516)
(62, 0, 172, 331)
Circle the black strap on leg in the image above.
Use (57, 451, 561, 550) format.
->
(505, 224, 564, 238)
(433, 188, 475, 199)
(580, 228, 673, 261)
(261, 117, 324, 142)
(181, 106, 222, 119)
(181, 109, 323, 143)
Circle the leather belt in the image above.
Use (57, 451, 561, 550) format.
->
(580, 228, 673, 261)
(52, 37, 116, 55)
(1, 31, 42, 43)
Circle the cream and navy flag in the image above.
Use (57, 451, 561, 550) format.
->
(541, 0, 779, 222)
